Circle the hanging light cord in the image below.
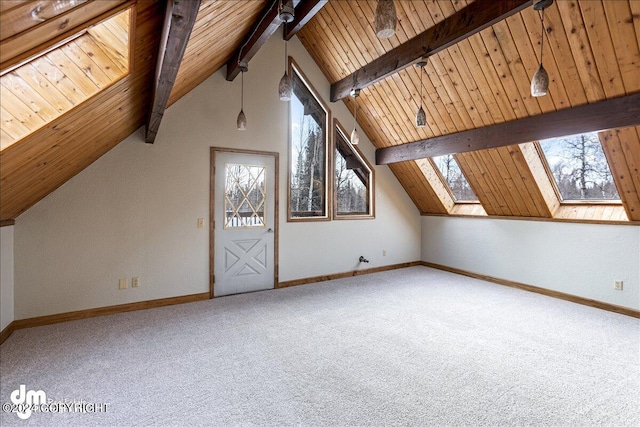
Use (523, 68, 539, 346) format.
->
(238, 0, 278, 66)
(539, 8, 545, 65)
(419, 66, 423, 108)
(353, 96, 358, 132)
(284, 30, 288, 69)
(241, 70, 244, 110)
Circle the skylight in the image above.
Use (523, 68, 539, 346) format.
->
(432, 154, 478, 202)
(538, 132, 620, 201)
(0, 8, 131, 151)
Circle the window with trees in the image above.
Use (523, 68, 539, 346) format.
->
(432, 155, 478, 202)
(334, 121, 374, 218)
(288, 61, 330, 221)
(538, 132, 620, 201)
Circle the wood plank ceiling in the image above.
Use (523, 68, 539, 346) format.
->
(297, 0, 640, 222)
(1, 0, 638, 224)
(0, 0, 266, 221)
(1, 8, 131, 150)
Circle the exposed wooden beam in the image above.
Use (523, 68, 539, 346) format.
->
(375, 93, 640, 165)
(330, 0, 530, 102)
(226, 0, 281, 81)
(145, 0, 200, 144)
(283, 0, 327, 41)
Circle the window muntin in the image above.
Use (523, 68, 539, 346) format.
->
(432, 154, 478, 202)
(538, 132, 620, 201)
(288, 61, 330, 221)
(334, 122, 373, 218)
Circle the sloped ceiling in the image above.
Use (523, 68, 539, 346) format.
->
(0, 0, 265, 221)
(1, 0, 639, 223)
(297, 0, 640, 220)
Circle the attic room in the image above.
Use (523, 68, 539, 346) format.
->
(0, 0, 638, 425)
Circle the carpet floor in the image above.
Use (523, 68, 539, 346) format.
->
(1, 266, 638, 426)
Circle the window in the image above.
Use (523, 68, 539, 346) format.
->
(334, 121, 374, 218)
(432, 154, 478, 202)
(538, 132, 620, 201)
(288, 60, 330, 221)
(224, 164, 266, 228)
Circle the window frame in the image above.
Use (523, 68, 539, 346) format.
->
(332, 119, 375, 220)
(534, 134, 622, 205)
(287, 58, 332, 222)
(429, 155, 479, 204)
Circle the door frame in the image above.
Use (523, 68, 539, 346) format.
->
(210, 147, 279, 298)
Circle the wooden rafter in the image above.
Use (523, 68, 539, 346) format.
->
(283, 0, 327, 41)
(145, 0, 200, 144)
(226, 0, 314, 81)
(226, 0, 281, 81)
(329, 0, 530, 102)
(375, 93, 640, 165)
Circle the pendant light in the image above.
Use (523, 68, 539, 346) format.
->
(278, 34, 292, 101)
(375, 0, 396, 39)
(237, 63, 247, 131)
(415, 59, 427, 127)
(531, 0, 553, 97)
(350, 88, 360, 145)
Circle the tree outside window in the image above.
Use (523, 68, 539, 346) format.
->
(432, 154, 478, 202)
(539, 132, 619, 201)
(288, 63, 329, 220)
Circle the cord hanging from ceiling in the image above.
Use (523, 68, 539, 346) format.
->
(415, 59, 427, 128)
(531, 0, 553, 97)
(350, 88, 360, 145)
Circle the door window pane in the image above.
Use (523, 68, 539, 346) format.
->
(224, 163, 266, 228)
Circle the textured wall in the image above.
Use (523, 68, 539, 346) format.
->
(1, 226, 14, 330)
(422, 216, 640, 310)
(13, 32, 421, 319)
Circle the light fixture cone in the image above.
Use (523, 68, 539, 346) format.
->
(416, 106, 426, 127)
(237, 109, 247, 131)
(279, 72, 292, 101)
(531, 64, 549, 97)
(279, 3, 294, 23)
(351, 128, 360, 145)
(375, 0, 396, 39)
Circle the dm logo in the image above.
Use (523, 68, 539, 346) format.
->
(10, 385, 46, 420)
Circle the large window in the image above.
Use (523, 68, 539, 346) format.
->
(432, 154, 478, 202)
(288, 60, 330, 221)
(334, 121, 374, 218)
(538, 132, 620, 201)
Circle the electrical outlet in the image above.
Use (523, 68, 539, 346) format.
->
(119, 278, 127, 290)
(614, 280, 623, 291)
(132, 277, 140, 288)
(197, 218, 205, 229)
(382, 250, 387, 256)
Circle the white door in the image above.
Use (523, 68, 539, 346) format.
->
(214, 151, 276, 296)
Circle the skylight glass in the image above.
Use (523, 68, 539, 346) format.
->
(538, 132, 619, 201)
(432, 154, 478, 202)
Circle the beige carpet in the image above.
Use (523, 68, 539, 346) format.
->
(1, 266, 638, 426)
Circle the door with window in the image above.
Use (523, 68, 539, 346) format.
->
(213, 150, 276, 297)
